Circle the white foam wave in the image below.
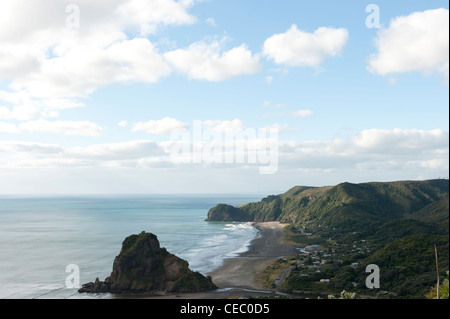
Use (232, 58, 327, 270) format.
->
(179, 222, 258, 274)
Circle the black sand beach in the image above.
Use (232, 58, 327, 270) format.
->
(145, 222, 299, 299)
(208, 222, 298, 290)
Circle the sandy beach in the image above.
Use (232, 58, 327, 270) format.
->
(145, 221, 299, 299)
(208, 222, 297, 290)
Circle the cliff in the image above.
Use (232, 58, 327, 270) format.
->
(78, 231, 216, 294)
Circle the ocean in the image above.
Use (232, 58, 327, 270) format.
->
(0, 195, 261, 299)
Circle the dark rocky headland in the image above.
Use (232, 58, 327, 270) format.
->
(78, 231, 216, 294)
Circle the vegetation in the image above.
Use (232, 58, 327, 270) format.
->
(426, 271, 449, 299)
(356, 235, 449, 298)
(327, 290, 358, 299)
(209, 179, 449, 298)
(209, 179, 448, 237)
(206, 203, 251, 221)
(79, 232, 216, 294)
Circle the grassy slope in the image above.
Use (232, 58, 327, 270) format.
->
(235, 179, 449, 237)
(356, 234, 449, 298)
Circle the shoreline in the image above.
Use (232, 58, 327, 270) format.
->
(143, 221, 301, 299)
(207, 221, 297, 290)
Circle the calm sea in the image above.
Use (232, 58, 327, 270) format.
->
(0, 195, 261, 299)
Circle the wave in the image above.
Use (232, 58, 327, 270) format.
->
(0, 195, 263, 298)
(178, 222, 258, 274)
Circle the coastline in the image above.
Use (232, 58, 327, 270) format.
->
(143, 221, 300, 299)
(207, 221, 298, 290)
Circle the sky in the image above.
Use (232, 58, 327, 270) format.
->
(0, 0, 449, 195)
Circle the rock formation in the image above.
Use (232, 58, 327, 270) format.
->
(206, 204, 250, 222)
(78, 231, 216, 294)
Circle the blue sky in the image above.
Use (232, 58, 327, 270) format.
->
(0, 0, 448, 194)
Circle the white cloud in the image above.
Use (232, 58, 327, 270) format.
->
(132, 117, 189, 135)
(280, 128, 449, 163)
(164, 39, 262, 81)
(351, 128, 448, 153)
(202, 119, 246, 134)
(19, 120, 103, 137)
(10, 38, 171, 100)
(0, 1, 181, 86)
(116, 0, 197, 36)
(0, 104, 42, 122)
(263, 24, 349, 68)
(0, 0, 266, 130)
(264, 123, 295, 133)
(0, 90, 86, 122)
(367, 8, 449, 80)
(0, 140, 165, 169)
(0, 122, 20, 134)
(41, 98, 85, 110)
(420, 158, 449, 170)
(0, 91, 80, 121)
(0, 0, 197, 123)
(0, 141, 64, 156)
(206, 17, 216, 27)
(273, 128, 449, 180)
(293, 109, 314, 118)
(67, 140, 163, 160)
(0, 44, 44, 80)
(0, 128, 448, 184)
(263, 101, 286, 109)
(0, 0, 197, 44)
(118, 120, 128, 127)
(265, 75, 274, 83)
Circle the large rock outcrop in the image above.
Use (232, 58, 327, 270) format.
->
(78, 231, 216, 294)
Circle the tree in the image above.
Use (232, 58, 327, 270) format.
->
(426, 271, 449, 299)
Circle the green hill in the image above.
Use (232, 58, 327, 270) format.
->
(355, 234, 449, 298)
(207, 179, 449, 238)
(357, 218, 446, 245)
(207, 179, 449, 298)
(408, 195, 449, 233)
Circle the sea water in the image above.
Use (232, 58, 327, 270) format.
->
(0, 195, 260, 299)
